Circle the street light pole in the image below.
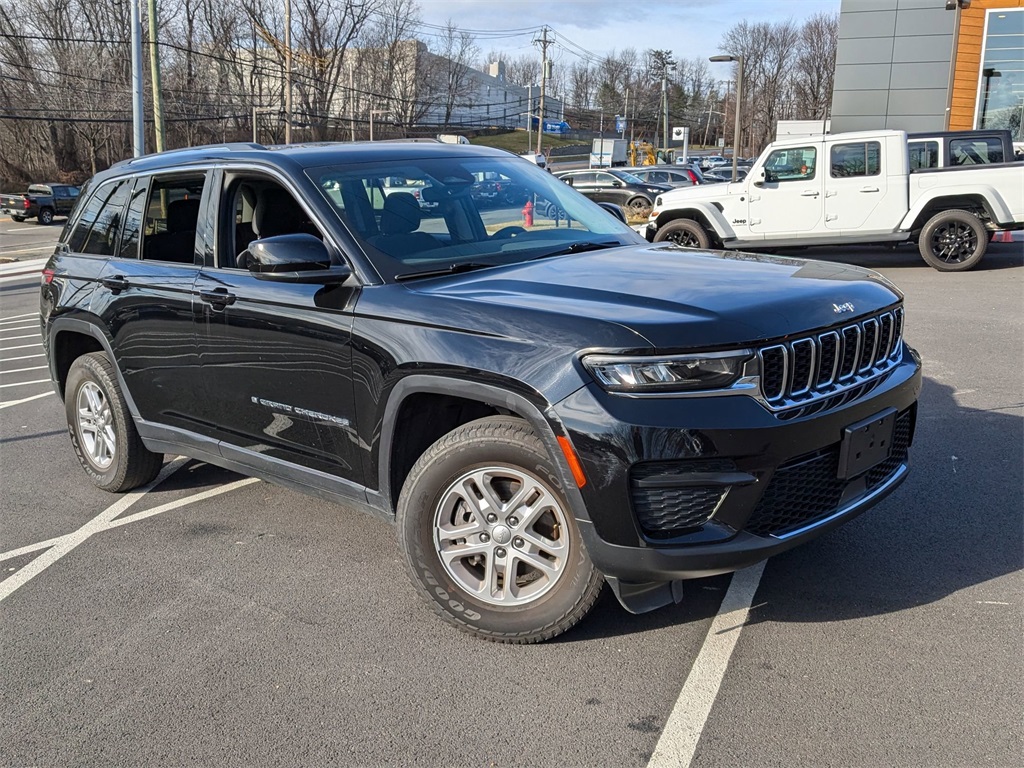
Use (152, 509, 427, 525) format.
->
(710, 54, 744, 182)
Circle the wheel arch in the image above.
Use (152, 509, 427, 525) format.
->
(653, 204, 733, 246)
(377, 375, 587, 523)
(901, 191, 1008, 233)
(48, 317, 136, 413)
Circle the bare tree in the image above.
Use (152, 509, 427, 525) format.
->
(426, 19, 478, 126)
(793, 12, 839, 120)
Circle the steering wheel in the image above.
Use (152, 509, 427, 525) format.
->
(491, 226, 527, 240)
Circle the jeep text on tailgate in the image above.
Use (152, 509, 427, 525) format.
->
(41, 142, 922, 642)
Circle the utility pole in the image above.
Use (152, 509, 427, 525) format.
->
(147, 0, 166, 153)
(621, 90, 628, 140)
(284, 0, 292, 144)
(130, 0, 145, 156)
(526, 84, 532, 151)
(661, 57, 674, 153)
(534, 26, 552, 155)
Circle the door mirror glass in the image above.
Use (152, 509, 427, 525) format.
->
(597, 201, 628, 224)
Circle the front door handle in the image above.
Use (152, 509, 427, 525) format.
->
(200, 288, 236, 308)
(860, 186, 880, 193)
(800, 190, 820, 197)
(100, 275, 129, 291)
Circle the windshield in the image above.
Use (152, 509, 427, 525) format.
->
(306, 155, 642, 281)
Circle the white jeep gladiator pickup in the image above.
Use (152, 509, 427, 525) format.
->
(645, 129, 1023, 271)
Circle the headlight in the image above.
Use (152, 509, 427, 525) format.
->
(583, 350, 752, 393)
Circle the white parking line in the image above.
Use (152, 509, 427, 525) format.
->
(0, 391, 53, 409)
(0, 327, 38, 335)
(0, 246, 52, 256)
(0, 378, 50, 388)
(0, 343, 43, 351)
(0, 333, 39, 341)
(0, 462, 259, 603)
(0, 353, 44, 362)
(0, 365, 47, 375)
(0, 313, 39, 322)
(646, 561, 766, 768)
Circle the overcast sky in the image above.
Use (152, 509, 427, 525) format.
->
(417, 0, 842, 67)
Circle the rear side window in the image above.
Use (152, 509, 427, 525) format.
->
(830, 142, 881, 178)
(950, 137, 1004, 165)
(141, 175, 206, 264)
(118, 179, 149, 260)
(909, 141, 939, 170)
(66, 180, 129, 255)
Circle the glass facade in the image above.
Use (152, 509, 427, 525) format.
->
(976, 8, 1024, 141)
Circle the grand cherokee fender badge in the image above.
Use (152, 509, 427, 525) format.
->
(833, 302, 855, 314)
(250, 396, 349, 427)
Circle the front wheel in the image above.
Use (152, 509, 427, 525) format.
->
(37, 207, 54, 225)
(918, 209, 987, 271)
(65, 352, 163, 492)
(653, 218, 711, 249)
(397, 416, 604, 643)
(625, 196, 653, 219)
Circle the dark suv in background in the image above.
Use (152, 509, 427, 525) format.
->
(41, 141, 921, 643)
(553, 168, 671, 218)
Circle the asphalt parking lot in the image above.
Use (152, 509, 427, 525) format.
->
(1, 218, 1021, 767)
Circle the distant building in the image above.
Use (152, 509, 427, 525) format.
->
(830, 0, 1022, 141)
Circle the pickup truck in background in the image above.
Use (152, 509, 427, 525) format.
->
(1, 183, 80, 224)
(645, 129, 1024, 271)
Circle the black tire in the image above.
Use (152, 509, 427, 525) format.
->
(397, 416, 604, 643)
(653, 218, 711, 249)
(918, 209, 987, 272)
(11, 215, 26, 223)
(37, 207, 54, 225)
(625, 196, 653, 218)
(65, 352, 163, 492)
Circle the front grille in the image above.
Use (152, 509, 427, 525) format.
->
(631, 459, 735, 539)
(757, 307, 903, 413)
(744, 410, 912, 538)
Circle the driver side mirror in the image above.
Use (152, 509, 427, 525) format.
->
(242, 234, 351, 285)
(611, 181, 623, 188)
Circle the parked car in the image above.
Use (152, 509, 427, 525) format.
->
(699, 155, 729, 170)
(41, 140, 921, 643)
(554, 168, 671, 218)
(646, 129, 1024, 271)
(703, 166, 750, 182)
(622, 167, 697, 188)
(471, 170, 528, 206)
(1, 183, 80, 224)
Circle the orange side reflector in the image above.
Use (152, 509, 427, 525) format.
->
(557, 435, 587, 488)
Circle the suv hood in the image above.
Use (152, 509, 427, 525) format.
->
(413, 244, 902, 350)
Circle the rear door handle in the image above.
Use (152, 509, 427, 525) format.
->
(860, 186, 880, 193)
(200, 288, 236, 308)
(800, 190, 820, 197)
(100, 275, 129, 291)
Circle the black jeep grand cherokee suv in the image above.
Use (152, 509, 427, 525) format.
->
(41, 142, 921, 643)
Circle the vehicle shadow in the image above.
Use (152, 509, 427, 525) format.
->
(793, 241, 1023, 272)
(566, 374, 1022, 640)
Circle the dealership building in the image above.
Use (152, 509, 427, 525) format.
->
(830, 0, 1023, 140)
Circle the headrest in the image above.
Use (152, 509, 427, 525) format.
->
(166, 198, 201, 234)
(380, 192, 422, 235)
(253, 188, 308, 238)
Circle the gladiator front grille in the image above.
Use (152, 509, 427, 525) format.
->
(756, 307, 904, 414)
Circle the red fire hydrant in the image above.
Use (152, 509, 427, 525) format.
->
(522, 199, 533, 228)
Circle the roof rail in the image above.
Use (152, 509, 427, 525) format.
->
(110, 142, 267, 170)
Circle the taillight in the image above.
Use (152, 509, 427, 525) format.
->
(23, 197, 30, 209)
(42, 269, 55, 284)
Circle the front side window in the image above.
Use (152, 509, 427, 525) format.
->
(118, 179, 149, 260)
(830, 142, 881, 178)
(764, 146, 817, 182)
(307, 155, 640, 281)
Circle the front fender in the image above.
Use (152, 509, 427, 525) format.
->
(653, 202, 737, 241)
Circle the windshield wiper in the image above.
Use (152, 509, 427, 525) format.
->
(395, 262, 497, 281)
(529, 241, 622, 260)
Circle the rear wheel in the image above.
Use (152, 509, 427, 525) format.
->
(65, 352, 163, 492)
(653, 218, 711, 249)
(397, 416, 603, 643)
(37, 207, 54, 225)
(625, 196, 653, 219)
(11, 215, 26, 223)
(918, 209, 987, 271)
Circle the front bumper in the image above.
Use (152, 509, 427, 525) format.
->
(553, 345, 922, 586)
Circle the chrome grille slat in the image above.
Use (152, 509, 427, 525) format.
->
(756, 309, 903, 414)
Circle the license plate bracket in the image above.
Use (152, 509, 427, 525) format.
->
(837, 408, 896, 480)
